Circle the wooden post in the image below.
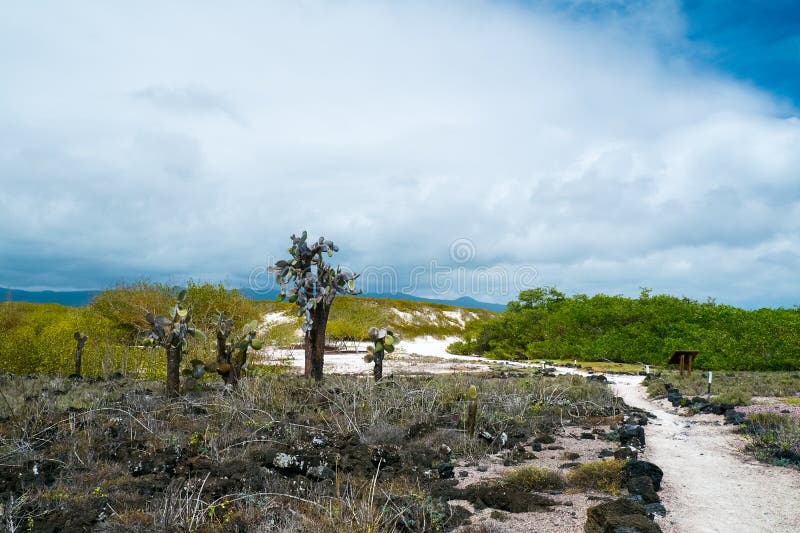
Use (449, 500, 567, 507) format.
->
(679, 353, 685, 377)
(687, 354, 693, 376)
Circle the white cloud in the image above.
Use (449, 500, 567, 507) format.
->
(0, 0, 798, 307)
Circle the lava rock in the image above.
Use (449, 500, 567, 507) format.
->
(724, 409, 746, 425)
(625, 460, 663, 491)
(585, 498, 662, 533)
(438, 462, 455, 479)
(626, 475, 659, 503)
(534, 434, 556, 444)
(619, 424, 645, 447)
(614, 446, 639, 460)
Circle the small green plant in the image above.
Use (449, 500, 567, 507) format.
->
(711, 389, 752, 406)
(185, 312, 261, 387)
(503, 465, 566, 491)
(565, 460, 625, 494)
(363, 326, 396, 382)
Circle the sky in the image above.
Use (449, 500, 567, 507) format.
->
(1, 0, 799, 308)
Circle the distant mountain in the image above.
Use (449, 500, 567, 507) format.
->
(240, 288, 507, 312)
(3, 286, 508, 313)
(1, 287, 100, 306)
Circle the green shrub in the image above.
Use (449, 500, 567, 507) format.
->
(504, 465, 565, 491)
(742, 413, 800, 466)
(711, 389, 752, 406)
(565, 460, 625, 494)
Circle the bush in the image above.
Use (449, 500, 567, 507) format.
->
(742, 413, 800, 466)
(504, 465, 565, 491)
(565, 460, 625, 494)
(0, 302, 124, 375)
(711, 389, 752, 406)
(91, 282, 259, 341)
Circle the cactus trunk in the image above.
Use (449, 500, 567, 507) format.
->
(305, 304, 329, 381)
(166, 346, 181, 397)
(216, 329, 228, 364)
(373, 348, 384, 381)
(466, 385, 478, 436)
(73, 345, 83, 377)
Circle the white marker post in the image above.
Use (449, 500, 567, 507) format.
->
(645, 365, 650, 375)
(707, 371, 713, 397)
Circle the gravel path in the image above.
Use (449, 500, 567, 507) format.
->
(610, 374, 800, 533)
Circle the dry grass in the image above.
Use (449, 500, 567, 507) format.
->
(565, 460, 626, 494)
(503, 465, 566, 492)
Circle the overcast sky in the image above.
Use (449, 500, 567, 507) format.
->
(1, 0, 799, 308)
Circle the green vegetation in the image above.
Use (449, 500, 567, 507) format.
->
(741, 413, 800, 467)
(565, 460, 626, 494)
(503, 465, 566, 491)
(449, 287, 800, 370)
(0, 282, 489, 379)
(646, 371, 800, 404)
(0, 282, 260, 377)
(504, 461, 627, 494)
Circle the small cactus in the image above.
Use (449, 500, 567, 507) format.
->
(142, 290, 205, 397)
(365, 327, 397, 382)
(72, 331, 88, 378)
(186, 312, 261, 387)
(466, 385, 478, 436)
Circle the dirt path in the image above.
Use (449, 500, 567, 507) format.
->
(609, 374, 800, 533)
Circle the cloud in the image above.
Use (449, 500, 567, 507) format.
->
(0, 0, 798, 308)
(133, 85, 246, 125)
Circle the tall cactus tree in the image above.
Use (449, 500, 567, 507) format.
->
(363, 326, 397, 382)
(271, 231, 359, 381)
(142, 290, 204, 397)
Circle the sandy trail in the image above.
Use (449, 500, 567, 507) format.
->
(609, 374, 800, 533)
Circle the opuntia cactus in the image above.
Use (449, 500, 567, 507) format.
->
(363, 326, 396, 382)
(466, 385, 478, 436)
(72, 331, 88, 378)
(142, 290, 204, 397)
(185, 313, 261, 387)
(270, 231, 359, 381)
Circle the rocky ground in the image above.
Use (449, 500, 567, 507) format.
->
(0, 366, 667, 532)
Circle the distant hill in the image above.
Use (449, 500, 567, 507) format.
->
(1, 287, 99, 306)
(240, 288, 507, 312)
(2, 286, 507, 313)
